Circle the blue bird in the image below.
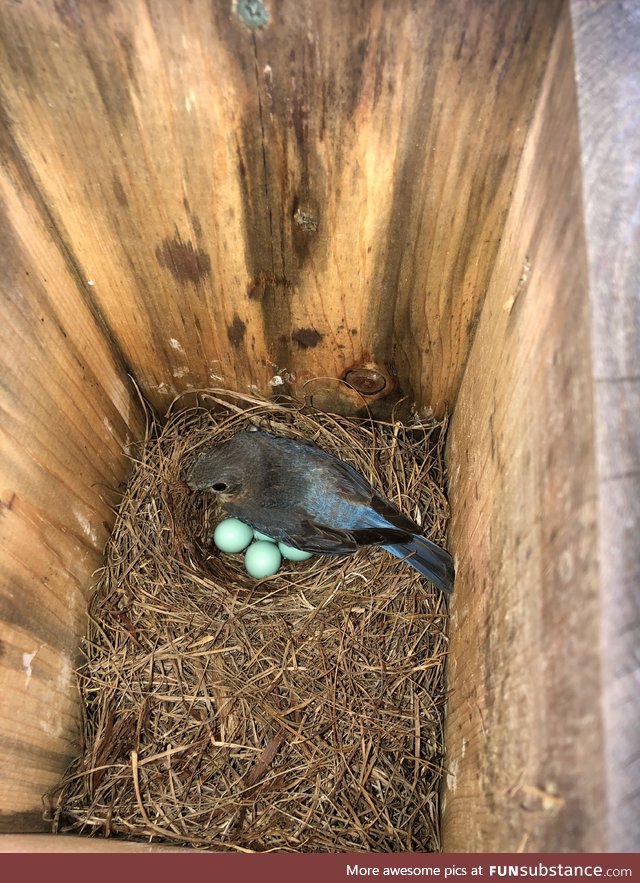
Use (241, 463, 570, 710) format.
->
(187, 430, 454, 593)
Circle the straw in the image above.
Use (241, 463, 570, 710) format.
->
(47, 390, 450, 852)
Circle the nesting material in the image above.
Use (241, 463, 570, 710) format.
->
(48, 390, 451, 852)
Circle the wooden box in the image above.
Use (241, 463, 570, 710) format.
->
(1, 0, 637, 853)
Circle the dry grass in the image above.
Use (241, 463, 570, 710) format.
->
(47, 390, 451, 852)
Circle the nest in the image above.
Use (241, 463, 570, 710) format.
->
(48, 390, 451, 852)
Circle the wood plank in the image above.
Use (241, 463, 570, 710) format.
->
(570, 0, 640, 853)
(0, 833, 191, 853)
(442, 8, 605, 851)
(0, 0, 562, 416)
(0, 120, 144, 826)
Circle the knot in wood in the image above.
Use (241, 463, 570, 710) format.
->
(293, 208, 319, 233)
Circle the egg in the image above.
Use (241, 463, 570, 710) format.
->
(244, 541, 282, 578)
(278, 542, 314, 561)
(253, 530, 276, 543)
(212, 517, 254, 554)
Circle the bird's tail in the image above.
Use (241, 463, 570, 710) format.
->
(383, 536, 454, 594)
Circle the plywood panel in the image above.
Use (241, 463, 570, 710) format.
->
(0, 122, 144, 828)
(442, 9, 605, 851)
(0, 0, 562, 415)
(570, 0, 640, 853)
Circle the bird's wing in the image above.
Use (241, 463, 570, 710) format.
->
(295, 520, 411, 554)
(247, 433, 425, 552)
(368, 492, 423, 534)
(293, 454, 424, 551)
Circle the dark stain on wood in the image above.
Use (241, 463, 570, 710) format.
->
(155, 234, 211, 285)
(345, 37, 369, 113)
(112, 174, 128, 208)
(227, 314, 247, 347)
(182, 197, 202, 237)
(116, 30, 138, 92)
(292, 327, 323, 349)
(372, 28, 388, 107)
(247, 271, 292, 301)
(442, 149, 511, 320)
(368, 31, 444, 404)
(0, 190, 30, 294)
(466, 305, 482, 342)
(233, 108, 294, 370)
(0, 810, 50, 835)
(0, 27, 37, 91)
(84, 51, 133, 127)
(289, 48, 306, 152)
(54, 0, 84, 31)
(247, 274, 266, 301)
(283, 45, 327, 266)
(233, 115, 281, 277)
(190, 213, 203, 237)
(0, 492, 17, 517)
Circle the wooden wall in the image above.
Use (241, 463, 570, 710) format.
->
(0, 0, 561, 417)
(0, 120, 144, 826)
(0, 0, 564, 833)
(443, 2, 640, 852)
(570, 0, 640, 854)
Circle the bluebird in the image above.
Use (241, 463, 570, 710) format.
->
(187, 430, 454, 593)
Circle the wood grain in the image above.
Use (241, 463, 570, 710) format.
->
(0, 119, 144, 826)
(0, 0, 562, 416)
(570, 0, 640, 853)
(0, 833, 191, 853)
(442, 7, 606, 851)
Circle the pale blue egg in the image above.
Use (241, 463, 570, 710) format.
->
(245, 541, 282, 578)
(253, 529, 276, 543)
(213, 518, 254, 553)
(278, 542, 314, 561)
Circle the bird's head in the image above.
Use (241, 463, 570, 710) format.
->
(186, 439, 246, 502)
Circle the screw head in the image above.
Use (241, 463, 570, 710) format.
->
(344, 368, 387, 396)
(235, 0, 270, 29)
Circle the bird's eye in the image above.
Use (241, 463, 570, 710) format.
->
(212, 482, 228, 492)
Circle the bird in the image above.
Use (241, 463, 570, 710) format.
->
(187, 430, 454, 593)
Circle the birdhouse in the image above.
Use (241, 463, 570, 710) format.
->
(0, 0, 637, 853)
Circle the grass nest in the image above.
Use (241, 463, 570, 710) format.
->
(47, 390, 451, 852)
